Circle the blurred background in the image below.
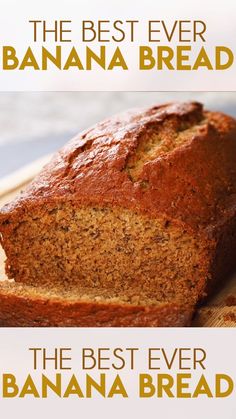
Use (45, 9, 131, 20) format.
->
(0, 92, 236, 178)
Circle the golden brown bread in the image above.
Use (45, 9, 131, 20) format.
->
(0, 282, 192, 327)
(1, 101, 236, 228)
(0, 101, 236, 327)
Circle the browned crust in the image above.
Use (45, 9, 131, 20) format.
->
(1, 102, 236, 233)
(0, 285, 192, 327)
(206, 212, 236, 296)
(0, 102, 236, 327)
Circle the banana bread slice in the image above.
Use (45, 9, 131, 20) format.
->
(0, 281, 192, 327)
(0, 102, 236, 316)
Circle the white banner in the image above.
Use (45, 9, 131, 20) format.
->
(0, 328, 235, 418)
(0, 0, 235, 90)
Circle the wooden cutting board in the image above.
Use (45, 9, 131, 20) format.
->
(0, 156, 236, 327)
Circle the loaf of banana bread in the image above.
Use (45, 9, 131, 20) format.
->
(0, 101, 236, 326)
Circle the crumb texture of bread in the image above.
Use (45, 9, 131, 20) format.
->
(0, 205, 212, 306)
(0, 101, 236, 326)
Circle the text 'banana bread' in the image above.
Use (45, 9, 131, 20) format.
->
(0, 102, 236, 326)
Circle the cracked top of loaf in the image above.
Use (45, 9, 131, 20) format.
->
(1, 101, 236, 231)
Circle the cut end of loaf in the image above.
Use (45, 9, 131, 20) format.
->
(0, 204, 211, 307)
